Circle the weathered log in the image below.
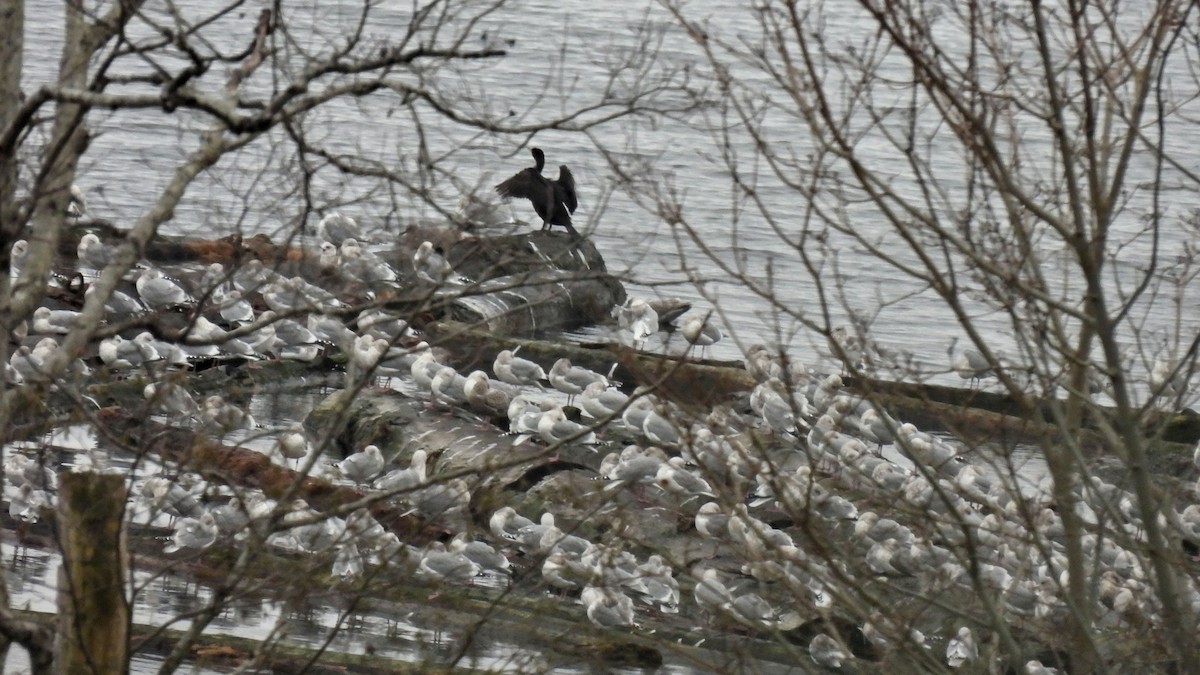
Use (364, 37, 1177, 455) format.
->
(423, 320, 1200, 449)
(56, 228, 625, 334)
(93, 408, 443, 543)
(54, 471, 130, 674)
(303, 386, 601, 534)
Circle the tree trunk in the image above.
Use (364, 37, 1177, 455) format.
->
(54, 472, 130, 675)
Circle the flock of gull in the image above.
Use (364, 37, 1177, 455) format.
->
(3, 196, 1195, 672)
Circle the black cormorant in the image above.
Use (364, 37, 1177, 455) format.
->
(494, 148, 578, 235)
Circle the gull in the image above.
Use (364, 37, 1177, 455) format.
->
(231, 259, 285, 295)
(136, 268, 194, 309)
(1025, 661, 1066, 675)
(949, 337, 994, 385)
(537, 407, 598, 446)
(31, 306, 81, 335)
(345, 509, 390, 550)
(164, 512, 219, 553)
(348, 334, 387, 384)
(850, 408, 896, 448)
(374, 449, 428, 493)
(242, 321, 281, 356)
(306, 313, 357, 353)
(543, 548, 596, 592)
(352, 336, 416, 382)
(828, 324, 868, 373)
(200, 262, 232, 294)
(413, 241, 469, 286)
(548, 358, 607, 402)
(655, 456, 714, 500)
(138, 475, 204, 521)
(318, 212, 367, 246)
(67, 184, 88, 218)
(410, 350, 443, 394)
(809, 634, 849, 668)
(1150, 354, 1187, 399)
(9, 240, 30, 284)
(98, 334, 156, 369)
(493, 348, 548, 387)
(728, 507, 799, 560)
(8, 346, 46, 383)
(139, 332, 189, 368)
(416, 541, 481, 583)
(76, 233, 111, 272)
(339, 237, 398, 286)
(85, 283, 147, 316)
(30, 335, 66, 365)
(855, 511, 916, 545)
(175, 315, 228, 360)
(682, 312, 722, 358)
(455, 191, 517, 229)
(210, 498, 248, 536)
(201, 395, 256, 433)
(512, 512, 558, 554)
(811, 373, 844, 413)
(273, 425, 310, 467)
(507, 395, 553, 441)
(897, 423, 965, 476)
(745, 343, 807, 384)
(143, 380, 200, 419)
(750, 465, 826, 511)
(581, 586, 637, 628)
(613, 298, 658, 348)
(695, 502, 730, 538)
(946, 626, 978, 668)
(356, 309, 412, 341)
(411, 478, 471, 522)
(464, 370, 512, 417)
(9, 483, 50, 523)
(338, 444, 385, 483)
(332, 542, 364, 579)
(489, 506, 534, 542)
(262, 276, 344, 313)
(212, 287, 256, 325)
(639, 406, 681, 447)
(631, 554, 680, 612)
(579, 381, 629, 422)
(375, 339, 430, 377)
(750, 378, 808, 435)
(450, 533, 511, 575)
(5, 454, 57, 491)
(601, 445, 667, 492)
(693, 568, 736, 616)
(727, 588, 798, 630)
(317, 241, 339, 273)
(431, 366, 471, 405)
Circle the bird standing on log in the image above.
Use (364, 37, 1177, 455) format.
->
(494, 147, 578, 236)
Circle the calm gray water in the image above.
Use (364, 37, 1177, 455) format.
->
(22, 0, 1200, 396)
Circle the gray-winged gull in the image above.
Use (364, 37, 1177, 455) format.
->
(537, 406, 598, 446)
(682, 312, 722, 357)
(338, 444, 385, 483)
(493, 348, 548, 386)
(318, 212, 366, 245)
(549, 357, 608, 401)
(164, 512, 219, 553)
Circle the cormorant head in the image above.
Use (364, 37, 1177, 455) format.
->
(531, 147, 545, 172)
